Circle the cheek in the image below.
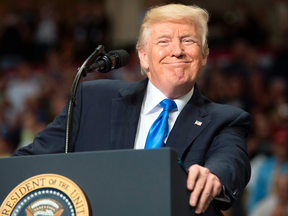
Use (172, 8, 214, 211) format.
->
(154, 48, 169, 63)
(188, 49, 201, 58)
(159, 48, 169, 56)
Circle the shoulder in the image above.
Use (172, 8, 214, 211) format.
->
(196, 95, 252, 138)
(78, 79, 147, 104)
(203, 96, 251, 125)
(80, 79, 135, 98)
(259, 157, 276, 168)
(82, 79, 131, 91)
(260, 157, 288, 170)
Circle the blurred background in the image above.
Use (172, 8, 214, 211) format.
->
(0, 0, 288, 215)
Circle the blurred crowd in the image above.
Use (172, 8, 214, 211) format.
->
(0, 0, 288, 216)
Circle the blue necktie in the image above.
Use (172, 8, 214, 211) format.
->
(144, 99, 177, 149)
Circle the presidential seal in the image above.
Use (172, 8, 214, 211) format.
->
(0, 174, 89, 216)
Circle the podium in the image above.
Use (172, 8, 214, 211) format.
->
(0, 148, 222, 216)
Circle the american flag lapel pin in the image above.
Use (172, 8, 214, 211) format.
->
(194, 120, 202, 126)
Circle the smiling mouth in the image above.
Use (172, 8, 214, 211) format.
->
(163, 61, 191, 64)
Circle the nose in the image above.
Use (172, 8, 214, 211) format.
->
(170, 40, 184, 57)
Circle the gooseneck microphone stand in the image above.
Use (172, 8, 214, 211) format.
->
(65, 45, 105, 153)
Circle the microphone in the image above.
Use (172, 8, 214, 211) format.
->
(86, 49, 130, 73)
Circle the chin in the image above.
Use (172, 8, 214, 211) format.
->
(168, 72, 192, 84)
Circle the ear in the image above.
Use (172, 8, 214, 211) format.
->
(202, 54, 207, 67)
(202, 46, 209, 67)
(138, 48, 149, 69)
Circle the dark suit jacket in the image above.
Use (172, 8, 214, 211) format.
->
(14, 78, 251, 214)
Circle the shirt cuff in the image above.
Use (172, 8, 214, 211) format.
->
(214, 185, 231, 203)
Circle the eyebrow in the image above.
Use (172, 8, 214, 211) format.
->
(155, 34, 172, 40)
(155, 32, 199, 40)
(180, 32, 198, 40)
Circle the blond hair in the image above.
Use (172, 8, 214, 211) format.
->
(136, 4, 210, 76)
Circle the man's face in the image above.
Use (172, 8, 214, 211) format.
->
(139, 19, 207, 99)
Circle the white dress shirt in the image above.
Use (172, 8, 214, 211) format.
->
(134, 81, 194, 149)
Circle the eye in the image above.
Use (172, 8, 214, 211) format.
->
(183, 38, 195, 44)
(158, 40, 168, 45)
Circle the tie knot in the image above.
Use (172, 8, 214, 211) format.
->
(160, 99, 177, 112)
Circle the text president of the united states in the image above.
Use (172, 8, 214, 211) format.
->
(14, 3, 252, 215)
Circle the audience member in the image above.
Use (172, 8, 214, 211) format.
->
(249, 174, 288, 216)
(247, 128, 288, 213)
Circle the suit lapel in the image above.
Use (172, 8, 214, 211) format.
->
(110, 79, 148, 149)
(166, 84, 211, 159)
(109, 80, 210, 155)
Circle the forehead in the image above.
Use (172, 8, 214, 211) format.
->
(149, 19, 198, 38)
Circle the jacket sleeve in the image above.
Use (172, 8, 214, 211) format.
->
(205, 111, 252, 210)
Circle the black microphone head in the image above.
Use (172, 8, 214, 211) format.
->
(109, 49, 130, 69)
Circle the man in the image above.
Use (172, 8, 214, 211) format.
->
(14, 4, 251, 215)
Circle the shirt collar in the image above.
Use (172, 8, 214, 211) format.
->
(142, 81, 194, 115)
